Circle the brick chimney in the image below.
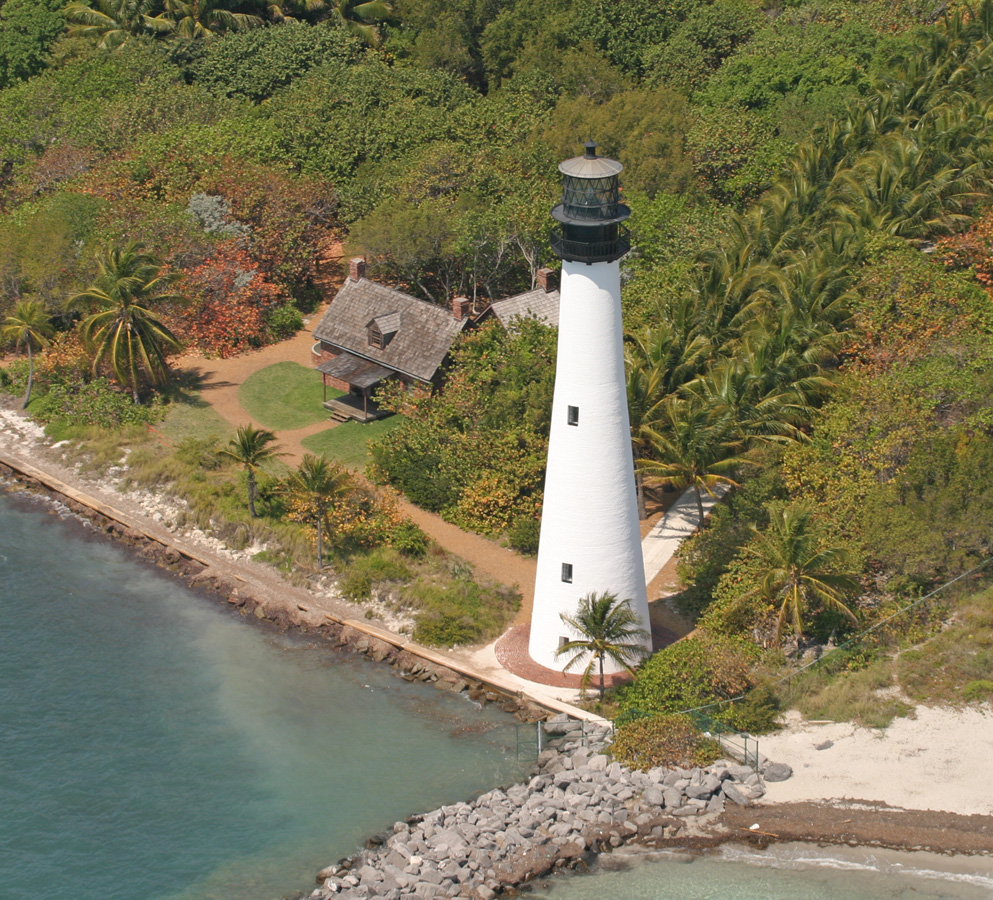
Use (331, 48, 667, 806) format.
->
(537, 267, 557, 292)
(452, 296, 472, 319)
(349, 257, 366, 282)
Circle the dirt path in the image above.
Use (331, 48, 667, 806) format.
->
(174, 302, 538, 607)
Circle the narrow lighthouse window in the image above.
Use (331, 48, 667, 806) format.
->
(561, 563, 573, 583)
(567, 405, 579, 426)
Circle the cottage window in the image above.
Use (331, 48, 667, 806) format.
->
(561, 563, 573, 583)
(369, 325, 384, 348)
(567, 405, 579, 426)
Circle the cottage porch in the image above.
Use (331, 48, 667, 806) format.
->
(317, 352, 393, 423)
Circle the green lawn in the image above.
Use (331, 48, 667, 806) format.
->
(301, 415, 406, 471)
(239, 361, 342, 430)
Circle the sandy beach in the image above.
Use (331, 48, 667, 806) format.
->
(2, 400, 991, 857)
(758, 707, 993, 816)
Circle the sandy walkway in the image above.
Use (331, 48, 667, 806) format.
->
(173, 312, 541, 608)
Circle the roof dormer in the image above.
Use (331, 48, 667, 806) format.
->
(367, 312, 400, 349)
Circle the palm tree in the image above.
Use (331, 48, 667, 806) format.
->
(163, 0, 263, 39)
(218, 424, 283, 518)
(1, 300, 54, 410)
(287, 453, 350, 568)
(328, 0, 394, 47)
(735, 501, 858, 644)
(64, 0, 174, 49)
(625, 308, 711, 518)
(555, 591, 650, 699)
(638, 395, 751, 529)
(70, 243, 182, 403)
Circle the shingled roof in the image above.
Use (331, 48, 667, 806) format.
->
(489, 286, 560, 329)
(313, 278, 469, 384)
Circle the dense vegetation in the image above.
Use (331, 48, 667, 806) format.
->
(2, 1, 993, 706)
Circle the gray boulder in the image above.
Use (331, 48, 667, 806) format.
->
(763, 762, 793, 782)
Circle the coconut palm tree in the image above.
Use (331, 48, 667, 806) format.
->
(1, 300, 54, 409)
(555, 591, 650, 699)
(218, 424, 283, 518)
(625, 309, 710, 518)
(71, 242, 182, 403)
(638, 395, 751, 529)
(163, 0, 264, 39)
(735, 501, 858, 643)
(328, 0, 393, 47)
(287, 453, 350, 568)
(64, 0, 174, 49)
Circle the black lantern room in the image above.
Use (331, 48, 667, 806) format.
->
(551, 141, 631, 264)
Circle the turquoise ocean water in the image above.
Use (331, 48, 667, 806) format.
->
(0, 490, 527, 900)
(2, 487, 991, 900)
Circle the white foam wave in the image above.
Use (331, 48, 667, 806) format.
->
(718, 844, 993, 890)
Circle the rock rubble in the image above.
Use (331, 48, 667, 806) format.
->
(312, 714, 790, 900)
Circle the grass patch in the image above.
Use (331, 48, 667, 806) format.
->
(409, 564, 520, 647)
(301, 415, 406, 471)
(156, 397, 235, 444)
(239, 361, 340, 430)
(790, 657, 911, 728)
(338, 547, 414, 600)
(897, 587, 993, 705)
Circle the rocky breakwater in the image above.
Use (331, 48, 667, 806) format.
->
(311, 715, 793, 900)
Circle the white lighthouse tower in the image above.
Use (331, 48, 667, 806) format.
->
(528, 142, 653, 672)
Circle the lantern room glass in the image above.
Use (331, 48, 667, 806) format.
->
(561, 174, 619, 220)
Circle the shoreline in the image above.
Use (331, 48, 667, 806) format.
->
(1, 404, 990, 897)
(0, 452, 562, 724)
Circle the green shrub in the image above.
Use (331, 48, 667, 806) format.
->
(610, 714, 723, 771)
(411, 577, 519, 647)
(174, 437, 224, 471)
(369, 426, 457, 512)
(389, 521, 429, 558)
(191, 23, 361, 102)
(962, 680, 993, 702)
(618, 631, 758, 723)
(31, 377, 159, 429)
(264, 302, 304, 342)
(507, 515, 540, 555)
(338, 548, 413, 601)
(721, 684, 780, 734)
(675, 465, 786, 620)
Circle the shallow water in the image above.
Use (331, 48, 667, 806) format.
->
(0, 490, 527, 900)
(529, 843, 993, 900)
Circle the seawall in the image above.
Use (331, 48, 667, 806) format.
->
(0, 450, 599, 724)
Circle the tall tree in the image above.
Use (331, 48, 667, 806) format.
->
(625, 308, 710, 518)
(328, 0, 393, 48)
(735, 501, 858, 643)
(163, 0, 264, 39)
(639, 396, 750, 529)
(71, 243, 182, 403)
(287, 453, 350, 568)
(1, 300, 53, 409)
(63, 0, 174, 49)
(556, 591, 650, 700)
(218, 424, 283, 518)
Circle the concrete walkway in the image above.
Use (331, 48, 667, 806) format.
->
(641, 483, 729, 584)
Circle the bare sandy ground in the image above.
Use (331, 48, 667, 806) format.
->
(757, 706, 993, 816)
